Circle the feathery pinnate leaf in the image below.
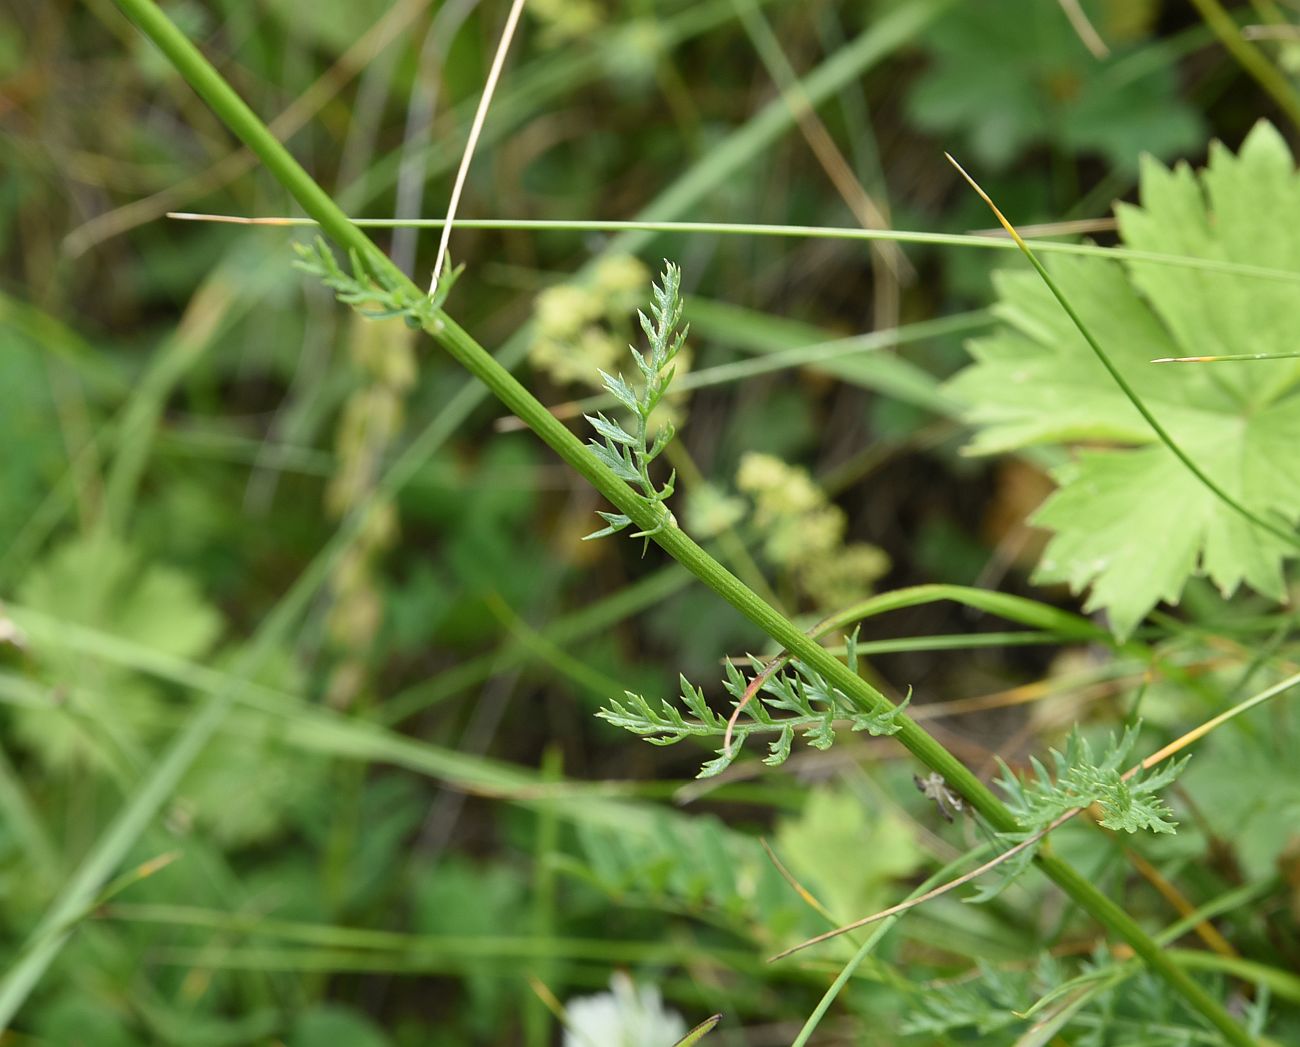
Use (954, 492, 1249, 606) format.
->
(997, 723, 1186, 835)
(968, 723, 1187, 903)
(294, 237, 461, 328)
(598, 630, 908, 778)
(582, 262, 688, 545)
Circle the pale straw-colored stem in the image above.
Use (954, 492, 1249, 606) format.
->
(430, 0, 528, 292)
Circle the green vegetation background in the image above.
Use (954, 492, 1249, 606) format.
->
(4, 0, 1300, 1044)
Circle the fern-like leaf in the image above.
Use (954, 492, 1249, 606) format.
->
(998, 723, 1187, 835)
(970, 723, 1188, 903)
(599, 631, 912, 778)
(293, 237, 461, 329)
(582, 262, 688, 544)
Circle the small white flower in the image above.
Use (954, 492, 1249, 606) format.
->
(563, 972, 687, 1047)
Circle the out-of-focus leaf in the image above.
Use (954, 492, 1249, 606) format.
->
(14, 535, 222, 769)
(179, 645, 326, 847)
(774, 788, 923, 923)
(908, 0, 1202, 170)
(414, 856, 528, 1037)
(289, 1004, 391, 1047)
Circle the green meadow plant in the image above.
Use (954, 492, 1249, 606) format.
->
(21, 2, 1264, 1044)
(11, 1, 1300, 1044)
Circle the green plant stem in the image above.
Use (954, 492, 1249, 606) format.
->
(817, 582, 1107, 641)
(99, 904, 763, 969)
(1016, 877, 1287, 1044)
(484, 595, 627, 702)
(1188, 0, 1300, 132)
(1154, 350, 1300, 362)
(4, 0, 952, 1027)
(663, 439, 782, 609)
(450, 268, 1272, 1040)
(82, 3, 1256, 1043)
(169, 214, 1300, 285)
(1168, 951, 1300, 1005)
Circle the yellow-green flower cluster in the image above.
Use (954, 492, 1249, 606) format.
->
(532, 256, 645, 384)
(532, 255, 693, 433)
(685, 482, 746, 540)
(531, 282, 622, 387)
(735, 452, 889, 612)
(528, 0, 604, 47)
(324, 313, 417, 707)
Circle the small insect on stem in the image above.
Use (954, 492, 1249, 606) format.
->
(914, 772, 964, 822)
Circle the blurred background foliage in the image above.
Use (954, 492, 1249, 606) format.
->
(4, 0, 1300, 1044)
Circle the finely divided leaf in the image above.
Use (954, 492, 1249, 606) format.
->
(996, 724, 1186, 836)
(597, 369, 641, 414)
(584, 264, 687, 544)
(599, 643, 903, 777)
(585, 412, 637, 446)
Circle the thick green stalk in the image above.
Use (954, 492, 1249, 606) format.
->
(3, 0, 955, 1027)
(89, 2, 1255, 1044)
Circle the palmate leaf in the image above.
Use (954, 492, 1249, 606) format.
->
(1184, 688, 1300, 879)
(947, 121, 1300, 637)
(907, 0, 1201, 172)
(14, 535, 223, 771)
(774, 789, 923, 926)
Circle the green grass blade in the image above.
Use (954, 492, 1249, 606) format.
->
(0, 691, 233, 1021)
(791, 845, 996, 1047)
(336, 0, 790, 211)
(170, 214, 1300, 286)
(95, 905, 764, 970)
(0, 746, 59, 879)
(1188, 0, 1300, 132)
(672, 1014, 723, 1047)
(814, 582, 1109, 642)
(379, 564, 692, 725)
(1153, 350, 1300, 363)
(526, 310, 984, 425)
(688, 297, 958, 415)
(101, 259, 265, 532)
